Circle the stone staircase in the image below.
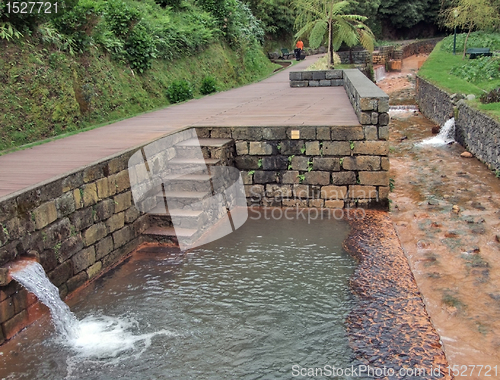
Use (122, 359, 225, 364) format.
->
(142, 137, 236, 247)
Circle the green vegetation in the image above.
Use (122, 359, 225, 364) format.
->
(0, 0, 277, 151)
(419, 33, 500, 120)
(166, 80, 194, 103)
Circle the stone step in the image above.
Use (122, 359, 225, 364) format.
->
(149, 206, 206, 229)
(168, 158, 220, 166)
(162, 173, 213, 192)
(156, 190, 211, 209)
(142, 226, 198, 245)
(174, 139, 235, 161)
(166, 158, 219, 175)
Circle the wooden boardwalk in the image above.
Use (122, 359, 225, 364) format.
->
(0, 55, 359, 199)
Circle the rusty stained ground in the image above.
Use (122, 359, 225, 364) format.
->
(344, 210, 452, 379)
(383, 56, 500, 379)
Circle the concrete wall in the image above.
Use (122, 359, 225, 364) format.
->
(416, 76, 500, 171)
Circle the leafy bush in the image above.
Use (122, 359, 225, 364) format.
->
(167, 80, 194, 103)
(450, 56, 500, 83)
(103, 0, 140, 37)
(480, 88, 500, 104)
(200, 76, 217, 94)
(125, 24, 157, 72)
(441, 31, 500, 54)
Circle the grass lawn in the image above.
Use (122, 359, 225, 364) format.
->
(418, 33, 500, 120)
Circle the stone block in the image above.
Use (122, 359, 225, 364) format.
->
(282, 171, 300, 184)
(331, 79, 343, 86)
(304, 172, 330, 185)
(378, 98, 390, 113)
(12, 288, 29, 314)
(359, 171, 389, 186)
(73, 188, 83, 210)
(232, 127, 262, 141)
(349, 185, 377, 200)
(309, 199, 324, 208)
(312, 71, 326, 80)
(55, 192, 75, 219)
(263, 127, 287, 140)
(33, 201, 57, 230)
(114, 170, 130, 193)
(211, 127, 232, 138)
(96, 177, 111, 199)
(289, 72, 302, 80)
(325, 200, 344, 209)
(95, 199, 115, 221)
(106, 212, 125, 234)
(0, 241, 17, 267)
(282, 199, 308, 207)
(331, 126, 364, 141)
(0, 298, 15, 324)
(332, 172, 357, 185)
(108, 155, 129, 175)
(359, 112, 372, 125)
(293, 184, 310, 199)
(364, 125, 378, 140)
(114, 192, 132, 213)
(288, 127, 316, 140)
(265, 184, 292, 198)
(302, 72, 313, 80)
(113, 226, 134, 249)
(2, 309, 29, 340)
(244, 185, 265, 200)
(281, 140, 304, 155)
(313, 158, 340, 171)
(290, 81, 308, 87)
(59, 235, 84, 263)
(83, 222, 108, 247)
(95, 236, 114, 260)
(235, 142, 249, 155)
(262, 156, 287, 170)
(342, 157, 356, 171)
(319, 80, 331, 86)
(306, 141, 320, 155)
(241, 172, 253, 185)
(83, 165, 104, 183)
(87, 261, 102, 280)
(323, 141, 351, 156)
(62, 172, 83, 193)
(357, 156, 381, 171)
(82, 183, 98, 207)
(379, 126, 389, 140)
(353, 141, 389, 156)
(378, 186, 390, 200)
(125, 206, 140, 223)
(321, 186, 347, 200)
(49, 261, 73, 287)
(379, 112, 390, 126)
(360, 98, 378, 111)
(234, 156, 260, 170)
(249, 142, 274, 155)
(70, 207, 93, 231)
(371, 112, 379, 125)
(66, 272, 88, 293)
(325, 70, 342, 79)
(254, 171, 278, 184)
(291, 156, 309, 171)
(316, 127, 330, 140)
(381, 157, 390, 171)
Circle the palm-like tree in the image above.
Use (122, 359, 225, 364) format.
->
(294, 0, 375, 67)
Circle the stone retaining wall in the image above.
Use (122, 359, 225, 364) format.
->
(416, 76, 500, 171)
(289, 70, 344, 87)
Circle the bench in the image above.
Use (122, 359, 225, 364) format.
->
(280, 48, 294, 60)
(466, 48, 493, 59)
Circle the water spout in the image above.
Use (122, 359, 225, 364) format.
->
(419, 117, 455, 146)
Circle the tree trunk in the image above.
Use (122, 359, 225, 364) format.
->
(462, 24, 473, 60)
(328, 18, 333, 67)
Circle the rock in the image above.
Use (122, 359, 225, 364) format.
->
(496, 234, 500, 243)
(466, 94, 476, 101)
(431, 126, 440, 134)
(452, 205, 460, 214)
(461, 152, 473, 158)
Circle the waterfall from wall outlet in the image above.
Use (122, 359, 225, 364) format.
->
(419, 118, 455, 146)
(11, 261, 174, 360)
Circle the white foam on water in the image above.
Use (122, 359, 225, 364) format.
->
(419, 118, 455, 146)
(11, 262, 176, 364)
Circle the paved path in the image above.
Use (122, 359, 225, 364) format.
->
(0, 55, 359, 199)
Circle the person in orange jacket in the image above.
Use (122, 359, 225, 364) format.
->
(295, 40, 304, 61)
